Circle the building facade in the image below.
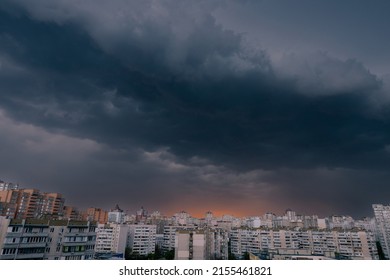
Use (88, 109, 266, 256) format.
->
(0, 188, 65, 219)
(95, 223, 129, 255)
(0, 218, 96, 260)
(373, 204, 390, 259)
(175, 230, 206, 260)
(230, 227, 378, 260)
(127, 224, 157, 256)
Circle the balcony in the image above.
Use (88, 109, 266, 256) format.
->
(62, 241, 88, 247)
(20, 232, 49, 238)
(1, 243, 19, 249)
(15, 253, 45, 260)
(18, 242, 47, 249)
(61, 251, 85, 256)
(0, 255, 17, 260)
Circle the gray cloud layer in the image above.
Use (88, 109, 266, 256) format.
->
(1, 0, 390, 217)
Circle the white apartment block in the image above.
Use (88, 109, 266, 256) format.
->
(171, 211, 193, 226)
(0, 218, 96, 260)
(107, 205, 125, 224)
(206, 228, 229, 260)
(127, 224, 156, 256)
(230, 228, 378, 260)
(175, 230, 206, 260)
(95, 224, 114, 253)
(373, 204, 390, 259)
(167, 226, 228, 260)
(162, 225, 196, 252)
(95, 223, 129, 254)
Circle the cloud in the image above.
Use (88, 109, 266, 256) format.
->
(2, 0, 245, 77)
(273, 52, 381, 95)
(1, 1, 390, 174)
(0, 1, 390, 216)
(0, 109, 101, 186)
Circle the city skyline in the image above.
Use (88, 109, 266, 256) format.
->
(1, 1, 390, 218)
(0, 178, 383, 219)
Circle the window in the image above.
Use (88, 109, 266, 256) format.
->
(24, 227, 32, 233)
(1, 248, 17, 255)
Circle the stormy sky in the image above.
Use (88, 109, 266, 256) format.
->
(1, 0, 390, 218)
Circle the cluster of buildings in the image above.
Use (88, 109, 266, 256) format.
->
(0, 181, 65, 219)
(0, 179, 390, 260)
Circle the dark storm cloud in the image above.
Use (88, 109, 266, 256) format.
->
(217, 0, 390, 74)
(0, 0, 389, 216)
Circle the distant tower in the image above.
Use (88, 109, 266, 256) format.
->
(285, 209, 297, 221)
(108, 204, 125, 224)
(136, 206, 148, 223)
(205, 211, 214, 226)
(373, 204, 390, 259)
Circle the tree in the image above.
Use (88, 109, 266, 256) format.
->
(376, 241, 387, 260)
(164, 249, 175, 260)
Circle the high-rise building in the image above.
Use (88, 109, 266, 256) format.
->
(63, 206, 82, 220)
(135, 207, 148, 223)
(127, 224, 156, 256)
(0, 181, 19, 191)
(0, 190, 19, 218)
(162, 225, 196, 253)
(175, 230, 206, 260)
(373, 204, 390, 259)
(206, 228, 229, 260)
(39, 193, 65, 218)
(84, 207, 108, 224)
(0, 188, 65, 219)
(95, 223, 129, 254)
(107, 204, 125, 224)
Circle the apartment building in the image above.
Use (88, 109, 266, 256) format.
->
(162, 225, 196, 252)
(373, 204, 390, 259)
(0, 217, 96, 260)
(107, 205, 125, 224)
(0, 188, 65, 219)
(95, 223, 128, 254)
(230, 227, 378, 260)
(84, 207, 108, 224)
(206, 228, 229, 260)
(127, 224, 156, 256)
(175, 230, 206, 260)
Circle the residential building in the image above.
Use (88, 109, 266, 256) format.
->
(63, 206, 82, 220)
(107, 204, 125, 224)
(127, 224, 156, 256)
(0, 188, 65, 219)
(84, 207, 108, 224)
(206, 227, 229, 260)
(95, 223, 129, 254)
(0, 218, 96, 260)
(373, 204, 390, 259)
(230, 227, 378, 260)
(175, 230, 206, 260)
(162, 225, 196, 252)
